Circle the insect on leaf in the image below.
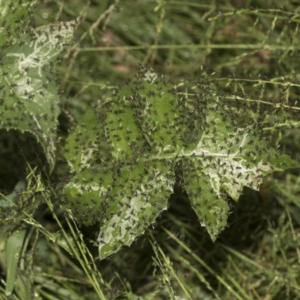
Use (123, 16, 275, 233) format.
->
(63, 66, 300, 258)
(0, 1, 77, 172)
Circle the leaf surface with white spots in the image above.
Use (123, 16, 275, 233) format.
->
(63, 66, 300, 259)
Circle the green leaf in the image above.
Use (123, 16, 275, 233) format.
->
(131, 67, 187, 150)
(64, 107, 105, 174)
(177, 71, 298, 240)
(5, 229, 26, 296)
(0, 4, 77, 172)
(64, 101, 176, 259)
(64, 138, 175, 259)
(63, 66, 300, 258)
(0, 1, 40, 49)
(103, 87, 148, 162)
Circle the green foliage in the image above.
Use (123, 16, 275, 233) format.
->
(1, 0, 300, 299)
(0, 0, 77, 237)
(63, 66, 299, 259)
(5, 229, 26, 297)
(0, 0, 76, 172)
(0, 169, 45, 237)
